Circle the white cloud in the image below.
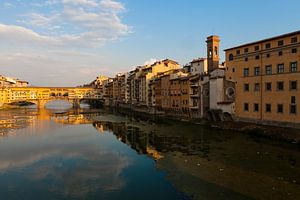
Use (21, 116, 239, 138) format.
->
(100, 0, 125, 12)
(3, 2, 14, 8)
(63, 0, 98, 7)
(0, 24, 59, 46)
(144, 58, 158, 66)
(0, 0, 131, 86)
(1, 0, 130, 48)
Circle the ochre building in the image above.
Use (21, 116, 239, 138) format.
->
(225, 31, 300, 126)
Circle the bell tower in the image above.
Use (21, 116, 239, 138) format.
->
(206, 35, 220, 73)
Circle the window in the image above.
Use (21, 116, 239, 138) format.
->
(245, 57, 248, 61)
(266, 104, 271, 113)
(290, 62, 297, 72)
(255, 55, 260, 60)
(236, 50, 240, 55)
(290, 81, 297, 90)
(254, 103, 259, 112)
(266, 53, 270, 58)
(244, 83, 249, 92)
(292, 48, 297, 53)
(255, 46, 259, 51)
(244, 48, 249, 53)
(277, 64, 284, 73)
(278, 40, 284, 46)
(229, 53, 234, 61)
(265, 43, 271, 49)
(278, 51, 283, 56)
(291, 96, 296, 104)
(214, 47, 218, 56)
(277, 81, 284, 91)
(265, 65, 272, 75)
(232, 68, 235, 72)
(291, 37, 298, 43)
(290, 96, 297, 114)
(254, 67, 260, 76)
(243, 68, 249, 76)
(244, 103, 249, 112)
(277, 104, 283, 113)
(254, 83, 260, 91)
(266, 82, 272, 91)
(290, 105, 297, 114)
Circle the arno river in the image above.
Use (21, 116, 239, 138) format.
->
(0, 103, 299, 200)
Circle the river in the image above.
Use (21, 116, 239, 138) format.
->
(0, 104, 299, 200)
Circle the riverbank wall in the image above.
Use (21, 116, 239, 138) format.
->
(106, 104, 300, 145)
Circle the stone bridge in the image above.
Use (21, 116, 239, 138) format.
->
(0, 87, 103, 108)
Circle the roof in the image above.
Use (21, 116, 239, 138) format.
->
(224, 30, 300, 51)
(191, 58, 206, 63)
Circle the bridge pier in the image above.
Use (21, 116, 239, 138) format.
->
(72, 99, 80, 109)
(37, 100, 47, 109)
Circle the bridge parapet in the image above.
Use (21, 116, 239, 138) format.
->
(0, 87, 103, 108)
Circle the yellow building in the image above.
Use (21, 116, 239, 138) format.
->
(138, 59, 180, 106)
(225, 31, 300, 126)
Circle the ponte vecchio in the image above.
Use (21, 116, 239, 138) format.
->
(0, 87, 102, 108)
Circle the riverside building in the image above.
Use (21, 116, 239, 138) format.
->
(225, 30, 300, 126)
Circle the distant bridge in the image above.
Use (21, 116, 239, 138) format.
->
(0, 87, 103, 108)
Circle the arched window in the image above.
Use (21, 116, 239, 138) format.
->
(209, 49, 212, 58)
(214, 46, 218, 56)
(229, 53, 234, 61)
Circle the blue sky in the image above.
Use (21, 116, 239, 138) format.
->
(0, 0, 299, 86)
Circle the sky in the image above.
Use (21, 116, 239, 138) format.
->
(0, 0, 300, 86)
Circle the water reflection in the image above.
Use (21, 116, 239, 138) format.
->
(91, 120, 300, 200)
(0, 108, 299, 200)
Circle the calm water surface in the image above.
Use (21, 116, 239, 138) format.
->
(0, 105, 299, 200)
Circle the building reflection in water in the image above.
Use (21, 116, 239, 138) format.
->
(0, 108, 299, 200)
(92, 120, 300, 200)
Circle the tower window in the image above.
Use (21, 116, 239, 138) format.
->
(214, 46, 218, 56)
(229, 53, 233, 61)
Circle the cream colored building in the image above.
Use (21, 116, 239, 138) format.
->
(190, 58, 208, 75)
(225, 30, 300, 126)
(138, 59, 180, 106)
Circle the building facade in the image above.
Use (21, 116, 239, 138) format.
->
(225, 30, 300, 125)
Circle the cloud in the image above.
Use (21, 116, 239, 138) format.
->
(144, 58, 158, 66)
(1, 0, 130, 48)
(0, 24, 59, 46)
(0, 0, 131, 86)
(100, 0, 125, 12)
(0, 125, 130, 197)
(63, 0, 99, 7)
(3, 2, 14, 8)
